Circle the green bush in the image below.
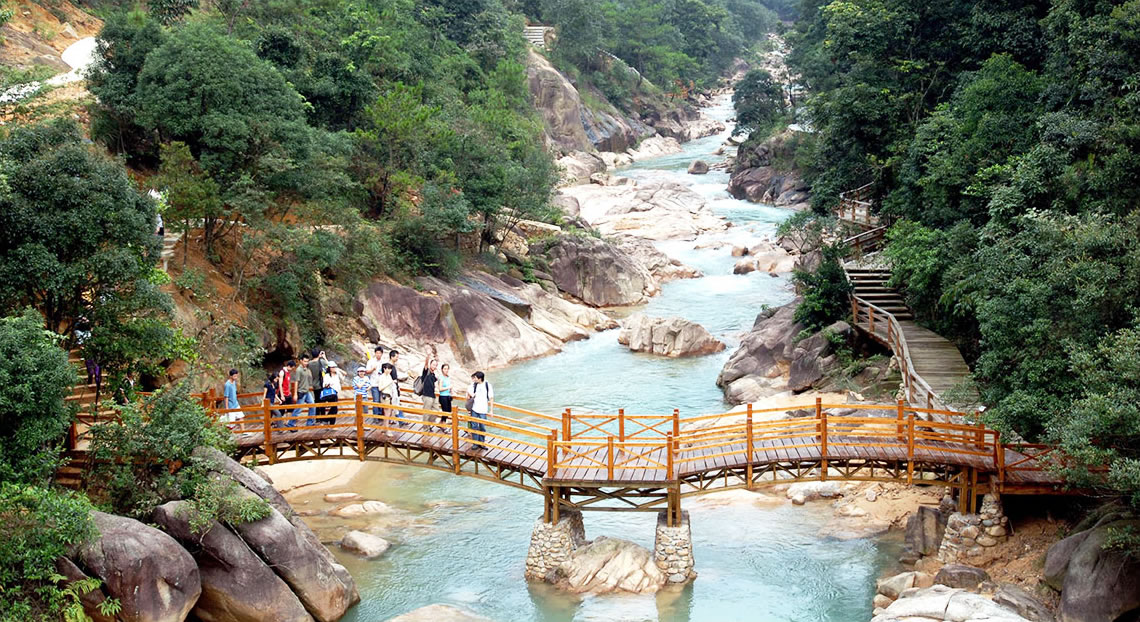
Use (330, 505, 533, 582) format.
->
(0, 484, 116, 622)
(86, 383, 267, 530)
(792, 244, 852, 332)
(0, 310, 75, 486)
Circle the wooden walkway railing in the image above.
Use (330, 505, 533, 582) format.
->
(836, 182, 879, 229)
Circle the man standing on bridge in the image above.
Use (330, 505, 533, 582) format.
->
(293, 353, 315, 428)
(467, 371, 492, 449)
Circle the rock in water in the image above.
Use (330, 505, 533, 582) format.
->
(554, 537, 666, 594)
(341, 531, 391, 559)
(717, 302, 804, 403)
(1044, 519, 1140, 622)
(152, 501, 313, 622)
(70, 511, 201, 622)
(385, 604, 495, 622)
(687, 159, 709, 174)
(542, 235, 658, 306)
(871, 585, 1033, 622)
(617, 314, 725, 357)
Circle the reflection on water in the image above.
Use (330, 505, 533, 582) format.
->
(325, 95, 895, 622)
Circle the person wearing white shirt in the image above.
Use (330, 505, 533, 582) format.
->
(467, 371, 493, 448)
(365, 345, 385, 415)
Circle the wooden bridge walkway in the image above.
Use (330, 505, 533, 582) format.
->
(62, 387, 1064, 526)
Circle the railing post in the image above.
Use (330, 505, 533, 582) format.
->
(745, 411, 754, 490)
(851, 296, 858, 324)
(618, 408, 625, 442)
(607, 436, 615, 480)
(868, 306, 875, 333)
(896, 400, 905, 443)
(452, 406, 461, 474)
(562, 408, 571, 442)
(887, 318, 892, 343)
(666, 434, 675, 480)
(547, 431, 556, 478)
(820, 408, 828, 481)
(906, 414, 915, 484)
(974, 414, 984, 449)
(672, 409, 680, 438)
(262, 399, 276, 465)
(996, 438, 1005, 491)
(355, 394, 365, 461)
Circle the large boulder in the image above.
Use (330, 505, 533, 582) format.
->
(556, 151, 606, 186)
(70, 512, 201, 622)
(871, 585, 1033, 622)
(627, 136, 683, 161)
(615, 238, 702, 282)
(993, 584, 1056, 622)
(340, 531, 391, 559)
(540, 234, 658, 306)
(687, 159, 709, 175)
(1044, 520, 1140, 622)
(717, 302, 804, 404)
(227, 490, 359, 622)
(559, 181, 725, 241)
(934, 564, 991, 591)
(553, 537, 666, 594)
(787, 321, 851, 392)
(902, 506, 946, 561)
(617, 314, 725, 357)
(152, 501, 313, 622)
(525, 49, 592, 154)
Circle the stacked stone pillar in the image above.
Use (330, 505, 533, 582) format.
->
(524, 509, 585, 581)
(937, 493, 1009, 563)
(654, 510, 696, 584)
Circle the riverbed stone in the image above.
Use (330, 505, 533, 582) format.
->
(934, 564, 990, 591)
(992, 584, 1055, 622)
(385, 604, 494, 622)
(687, 159, 709, 174)
(341, 531, 391, 559)
(324, 492, 360, 503)
(553, 536, 666, 594)
(616, 314, 725, 357)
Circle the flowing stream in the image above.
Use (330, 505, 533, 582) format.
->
(298, 96, 899, 622)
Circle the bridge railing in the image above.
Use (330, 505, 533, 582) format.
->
(836, 182, 878, 228)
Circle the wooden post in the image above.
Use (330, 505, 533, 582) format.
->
(896, 400, 905, 443)
(974, 415, 984, 449)
(672, 409, 680, 438)
(745, 412, 754, 490)
(543, 486, 552, 524)
(618, 408, 625, 442)
(552, 485, 560, 524)
(666, 434, 675, 480)
(851, 296, 859, 323)
(355, 394, 365, 461)
(68, 421, 77, 452)
(887, 319, 892, 343)
(452, 407, 461, 474)
(906, 413, 915, 484)
(820, 409, 828, 481)
(562, 408, 571, 442)
(996, 440, 1005, 492)
(547, 432, 556, 478)
(607, 436, 615, 480)
(868, 306, 875, 333)
(969, 468, 979, 513)
(926, 391, 933, 410)
(262, 399, 276, 465)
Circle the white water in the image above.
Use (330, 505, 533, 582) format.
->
(306, 96, 897, 622)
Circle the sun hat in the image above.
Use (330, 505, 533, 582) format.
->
(327, 360, 338, 368)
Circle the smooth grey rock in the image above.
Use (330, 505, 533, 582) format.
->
(935, 564, 991, 591)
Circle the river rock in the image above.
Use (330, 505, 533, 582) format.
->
(787, 321, 851, 392)
(934, 565, 991, 591)
(879, 572, 919, 599)
(525, 49, 592, 154)
(540, 234, 658, 306)
(331, 500, 396, 517)
(553, 537, 666, 594)
(615, 238, 702, 282)
(385, 604, 494, 622)
(324, 492, 360, 503)
(993, 584, 1056, 622)
(728, 130, 811, 206)
(552, 193, 581, 220)
(902, 506, 946, 561)
(560, 181, 725, 241)
(228, 490, 359, 622)
(152, 501, 313, 622)
(598, 151, 634, 169)
(557, 151, 606, 186)
(355, 276, 562, 369)
(617, 314, 725, 357)
(469, 271, 618, 335)
(871, 585, 1034, 622)
(1044, 519, 1140, 622)
(717, 302, 804, 403)
(785, 481, 842, 503)
(70, 511, 201, 622)
(687, 160, 709, 174)
(733, 258, 758, 274)
(628, 136, 683, 161)
(341, 531, 391, 559)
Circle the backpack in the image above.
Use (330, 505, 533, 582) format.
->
(412, 374, 425, 396)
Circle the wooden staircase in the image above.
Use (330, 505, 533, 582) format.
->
(57, 350, 115, 488)
(524, 25, 554, 49)
(160, 232, 183, 271)
(846, 268, 912, 321)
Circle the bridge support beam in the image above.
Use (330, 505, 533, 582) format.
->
(655, 510, 696, 585)
(524, 509, 585, 582)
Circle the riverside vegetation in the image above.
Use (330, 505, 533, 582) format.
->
(0, 0, 790, 620)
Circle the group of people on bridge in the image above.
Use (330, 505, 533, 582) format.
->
(222, 345, 496, 445)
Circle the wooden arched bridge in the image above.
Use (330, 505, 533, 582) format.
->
(109, 389, 1067, 527)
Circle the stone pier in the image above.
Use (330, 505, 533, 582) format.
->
(937, 493, 1009, 563)
(524, 509, 585, 581)
(654, 510, 696, 585)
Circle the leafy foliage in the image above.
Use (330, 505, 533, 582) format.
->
(733, 69, 789, 135)
(792, 244, 852, 331)
(0, 311, 74, 486)
(0, 484, 99, 622)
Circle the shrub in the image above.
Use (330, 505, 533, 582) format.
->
(792, 244, 852, 331)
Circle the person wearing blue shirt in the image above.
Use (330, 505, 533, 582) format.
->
(224, 368, 240, 423)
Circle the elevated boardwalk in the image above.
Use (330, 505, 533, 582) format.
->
(65, 388, 1064, 526)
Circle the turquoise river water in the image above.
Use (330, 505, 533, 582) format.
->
(301, 97, 899, 622)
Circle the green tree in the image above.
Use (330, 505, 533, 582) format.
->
(148, 0, 198, 24)
(733, 69, 788, 135)
(152, 142, 221, 267)
(792, 244, 853, 331)
(0, 120, 164, 341)
(0, 311, 74, 486)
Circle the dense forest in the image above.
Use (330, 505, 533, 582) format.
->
(742, 0, 1140, 524)
(0, 0, 789, 618)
